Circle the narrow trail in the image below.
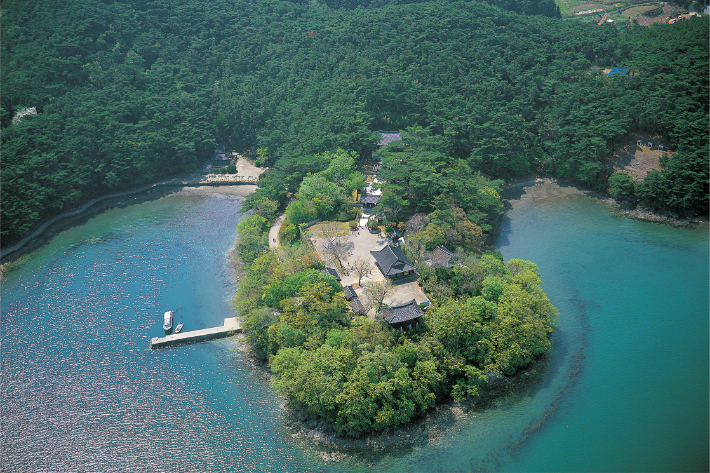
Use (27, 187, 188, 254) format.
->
(268, 214, 287, 248)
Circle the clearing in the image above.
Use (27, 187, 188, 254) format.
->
(607, 133, 668, 182)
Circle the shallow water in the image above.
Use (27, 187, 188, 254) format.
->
(2, 190, 708, 472)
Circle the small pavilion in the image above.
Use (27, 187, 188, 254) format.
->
(380, 299, 424, 330)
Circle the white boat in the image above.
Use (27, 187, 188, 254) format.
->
(163, 311, 174, 331)
(174, 322, 184, 334)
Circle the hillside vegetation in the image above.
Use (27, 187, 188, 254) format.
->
(2, 0, 708, 245)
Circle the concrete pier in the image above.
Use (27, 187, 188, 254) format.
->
(150, 317, 241, 349)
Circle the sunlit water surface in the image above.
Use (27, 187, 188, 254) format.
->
(2, 190, 707, 472)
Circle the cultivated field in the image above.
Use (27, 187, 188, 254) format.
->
(556, 0, 689, 26)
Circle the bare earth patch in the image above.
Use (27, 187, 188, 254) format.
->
(637, 4, 678, 26)
(623, 5, 659, 18)
(607, 133, 666, 182)
(571, 3, 602, 13)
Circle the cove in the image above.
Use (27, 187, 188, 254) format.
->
(1, 185, 708, 472)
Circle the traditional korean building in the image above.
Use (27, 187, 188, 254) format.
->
(349, 298, 367, 315)
(323, 267, 341, 282)
(380, 299, 424, 330)
(426, 245, 454, 269)
(377, 131, 403, 147)
(342, 285, 357, 301)
(360, 195, 380, 208)
(370, 244, 416, 280)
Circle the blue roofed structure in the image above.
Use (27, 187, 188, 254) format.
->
(608, 67, 629, 76)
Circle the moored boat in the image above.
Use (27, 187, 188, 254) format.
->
(174, 322, 184, 334)
(163, 311, 174, 331)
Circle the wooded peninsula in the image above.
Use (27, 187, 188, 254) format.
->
(2, 0, 708, 435)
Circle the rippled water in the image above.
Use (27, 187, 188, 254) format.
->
(2, 194, 310, 472)
(2, 189, 708, 472)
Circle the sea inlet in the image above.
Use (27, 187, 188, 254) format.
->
(2, 184, 707, 472)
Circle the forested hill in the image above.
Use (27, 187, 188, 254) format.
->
(2, 0, 708, 246)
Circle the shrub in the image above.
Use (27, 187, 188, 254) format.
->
(279, 223, 299, 245)
(608, 172, 635, 198)
(227, 163, 237, 174)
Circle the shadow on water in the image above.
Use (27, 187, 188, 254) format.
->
(289, 289, 593, 472)
(450, 289, 593, 473)
(500, 186, 527, 202)
(495, 214, 512, 249)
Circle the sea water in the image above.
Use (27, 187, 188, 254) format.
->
(1, 194, 311, 472)
(2, 189, 708, 472)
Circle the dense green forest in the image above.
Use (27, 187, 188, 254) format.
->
(2, 0, 708, 247)
(234, 132, 551, 434)
(235, 237, 557, 434)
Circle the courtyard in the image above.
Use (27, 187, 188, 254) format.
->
(306, 221, 429, 316)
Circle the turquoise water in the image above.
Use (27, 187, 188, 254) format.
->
(496, 194, 709, 472)
(2, 190, 708, 472)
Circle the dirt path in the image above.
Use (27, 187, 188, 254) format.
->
(269, 213, 287, 248)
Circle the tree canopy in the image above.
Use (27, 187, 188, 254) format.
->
(234, 215, 556, 434)
(2, 0, 708, 245)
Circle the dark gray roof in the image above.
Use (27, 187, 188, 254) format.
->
(371, 245, 416, 276)
(428, 246, 454, 268)
(377, 131, 402, 146)
(349, 298, 366, 315)
(361, 195, 380, 205)
(343, 285, 357, 301)
(381, 299, 423, 324)
(323, 267, 341, 281)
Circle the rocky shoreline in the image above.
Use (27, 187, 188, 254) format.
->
(1, 174, 258, 263)
(234, 337, 551, 464)
(277, 358, 550, 463)
(248, 176, 707, 462)
(502, 176, 707, 228)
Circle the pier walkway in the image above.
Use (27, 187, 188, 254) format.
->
(150, 317, 241, 349)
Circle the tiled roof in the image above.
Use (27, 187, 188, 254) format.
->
(361, 195, 380, 205)
(428, 246, 454, 268)
(343, 285, 357, 301)
(381, 299, 423, 324)
(370, 245, 416, 277)
(377, 131, 402, 146)
(323, 267, 341, 281)
(349, 298, 366, 315)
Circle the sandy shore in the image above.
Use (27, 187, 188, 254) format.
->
(502, 177, 707, 227)
(173, 185, 258, 197)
